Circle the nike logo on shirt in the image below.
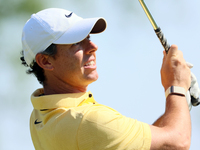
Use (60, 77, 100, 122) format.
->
(34, 119, 42, 125)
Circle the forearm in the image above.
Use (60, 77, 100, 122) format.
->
(150, 94, 191, 149)
(153, 95, 190, 127)
(163, 94, 191, 145)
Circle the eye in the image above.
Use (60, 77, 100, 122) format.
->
(87, 36, 91, 41)
(72, 42, 81, 46)
(72, 36, 91, 46)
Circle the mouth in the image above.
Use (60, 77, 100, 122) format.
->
(84, 60, 96, 69)
(85, 60, 95, 66)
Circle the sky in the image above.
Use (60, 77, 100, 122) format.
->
(1, 0, 200, 149)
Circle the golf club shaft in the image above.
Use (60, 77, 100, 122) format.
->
(139, 0, 170, 53)
(138, 0, 200, 107)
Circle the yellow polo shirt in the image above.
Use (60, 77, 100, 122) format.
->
(30, 89, 151, 150)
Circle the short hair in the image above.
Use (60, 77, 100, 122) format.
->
(20, 44, 57, 85)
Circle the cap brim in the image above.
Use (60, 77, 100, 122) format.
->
(53, 17, 106, 44)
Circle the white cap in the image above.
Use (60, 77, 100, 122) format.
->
(22, 8, 107, 66)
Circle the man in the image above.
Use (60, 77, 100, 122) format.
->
(21, 8, 191, 150)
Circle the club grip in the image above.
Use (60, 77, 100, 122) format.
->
(191, 96, 200, 106)
(155, 27, 170, 54)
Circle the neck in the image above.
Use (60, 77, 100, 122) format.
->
(43, 79, 88, 95)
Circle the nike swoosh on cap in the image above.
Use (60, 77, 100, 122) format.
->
(65, 12, 73, 18)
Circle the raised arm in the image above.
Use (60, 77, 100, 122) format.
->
(149, 45, 191, 150)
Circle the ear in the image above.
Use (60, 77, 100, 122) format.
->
(35, 53, 54, 71)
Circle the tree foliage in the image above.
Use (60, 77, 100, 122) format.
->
(0, 0, 44, 19)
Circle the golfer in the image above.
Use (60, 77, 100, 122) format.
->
(21, 8, 191, 150)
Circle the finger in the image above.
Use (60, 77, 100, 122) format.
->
(162, 50, 167, 63)
(186, 62, 194, 69)
(167, 44, 178, 57)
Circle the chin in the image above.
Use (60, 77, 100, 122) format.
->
(85, 72, 99, 84)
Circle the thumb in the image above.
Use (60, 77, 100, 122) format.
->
(167, 44, 178, 57)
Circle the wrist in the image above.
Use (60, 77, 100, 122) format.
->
(165, 86, 186, 98)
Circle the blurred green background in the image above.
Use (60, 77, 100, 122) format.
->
(1, 0, 200, 149)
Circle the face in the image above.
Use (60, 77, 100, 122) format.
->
(49, 35, 98, 91)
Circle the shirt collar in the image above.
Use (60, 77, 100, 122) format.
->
(31, 88, 96, 110)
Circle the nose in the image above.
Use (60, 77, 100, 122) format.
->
(85, 40, 98, 54)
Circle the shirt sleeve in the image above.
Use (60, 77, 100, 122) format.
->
(77, 104, 151, 150)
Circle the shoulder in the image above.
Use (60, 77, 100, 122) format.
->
(77, 104, 151, 150)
